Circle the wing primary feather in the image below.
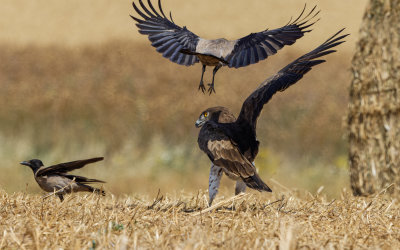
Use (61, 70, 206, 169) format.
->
(139, 0, 157, 18)
(298, 5, 317, 23)
(130, 15, 144, 23)
(132, 1, 150, 20)
(290, 3, 307, 25)
(137, 23, 166, 30)
(236, 28, 348, 130)
(147, 0, 161, 17)
(284, 16, 293, 27)
(131, 0, 200, 66)
(158, 0, 168, 19)
(289, 5, 319, 28)
(297, 19, 320, 32)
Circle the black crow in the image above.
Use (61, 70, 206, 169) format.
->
(131, 0, 319, 94)
(20, 157, 105, 201)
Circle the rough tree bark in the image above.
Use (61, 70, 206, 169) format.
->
(348, 0, 400, 195)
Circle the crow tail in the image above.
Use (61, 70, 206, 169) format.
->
(87, 185, 106, 196)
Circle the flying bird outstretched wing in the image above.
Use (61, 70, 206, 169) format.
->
(199, 122, 271, 192)
(37, 157, 104, 176)
(225, 5, 320, 68)
(130, 0, 200, 66)
(131, 0, 319, 69)
(236, 29, 348, 130)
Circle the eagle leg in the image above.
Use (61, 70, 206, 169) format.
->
(207, 65, 221, 95)
(198, 64, 206, 93)
(208, 164, 223, 206)
(235, 180, 247, 195)
(57, 193, 64, 201)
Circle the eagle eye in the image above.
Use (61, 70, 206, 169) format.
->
(204, 112, 208, 118)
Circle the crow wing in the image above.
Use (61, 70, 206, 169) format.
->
(236, 29, 348, 131)
(61, 174, 106, 184)
(226, 5, 319, 68)
(131, 0, 199, 66)
(36, 157, 104, 176)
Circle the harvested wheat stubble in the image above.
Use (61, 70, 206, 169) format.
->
(0, 188, 399, 249)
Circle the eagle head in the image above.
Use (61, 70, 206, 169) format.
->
(195, 106, 236, 128)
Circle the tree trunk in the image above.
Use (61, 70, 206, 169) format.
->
(348, 0, 400, 196)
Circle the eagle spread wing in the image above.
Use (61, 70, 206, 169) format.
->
(200, 123, 271, 191)
(130, 0, 200, 66)
(236, 29, 348, 130)
(226, 5, 319, 68)
(37, 157, 104, 176)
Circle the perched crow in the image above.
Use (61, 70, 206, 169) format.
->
(131, 0, 319, 94)
(20, 157, 105, 201)
(195, 29, 348, 205)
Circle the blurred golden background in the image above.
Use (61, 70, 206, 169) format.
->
(0, 0, 367, 197)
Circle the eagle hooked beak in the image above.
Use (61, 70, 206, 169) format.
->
(195, 118, 205, 128)
(20, 161, 31, 167)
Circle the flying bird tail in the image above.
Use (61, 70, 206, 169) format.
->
(242, 173, 272, 192)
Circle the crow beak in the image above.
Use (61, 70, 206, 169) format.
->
(20, 161, 31, 167)
(195, 119, 204, 128)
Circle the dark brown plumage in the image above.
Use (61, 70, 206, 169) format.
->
(130, 0, 319, 94)
(195, 29, 348, 205)
(20, 157, 105, 201)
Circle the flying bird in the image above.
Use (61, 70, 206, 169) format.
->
(195, 29, 348, 205)
(20, 157, 106, 201)
(130, 0, 320, 94)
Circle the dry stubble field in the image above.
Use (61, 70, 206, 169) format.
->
(1, 188, 400, 249)
(2, 0, 396, 249)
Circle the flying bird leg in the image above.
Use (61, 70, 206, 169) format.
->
(208, 164, 223, 206)
(198, 64, 206, 93)
(207, 65, 222, 95)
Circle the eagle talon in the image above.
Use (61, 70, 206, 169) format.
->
(207, 83, 216, 95)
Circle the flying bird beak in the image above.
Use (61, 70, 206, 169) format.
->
(195, 119, 205, 128)
(20, 161, 31, 167)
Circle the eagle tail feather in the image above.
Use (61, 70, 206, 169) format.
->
(242, 173, 272, 192)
